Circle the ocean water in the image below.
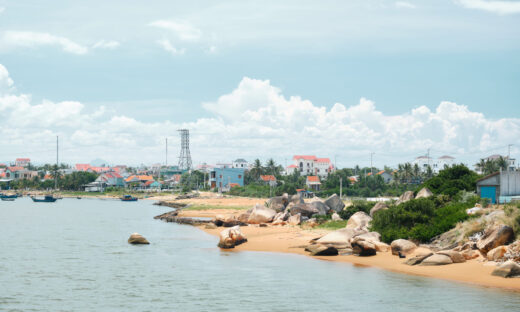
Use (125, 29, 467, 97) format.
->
(1, 197, 519, 311)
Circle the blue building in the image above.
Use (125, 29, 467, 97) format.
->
(209, 168, 245, 191)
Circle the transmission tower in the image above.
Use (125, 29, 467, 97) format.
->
(178, 129, 192, 170)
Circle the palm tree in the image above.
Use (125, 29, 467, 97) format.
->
(497, 156, 508, 171)
(250, 159, 263, 180)
(475, 158, 486, 174)
(265, 158, 276, 175)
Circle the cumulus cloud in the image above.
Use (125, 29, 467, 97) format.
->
(92, 40, 120, 50)
(1, 64, 519, 166)
(156, 39, 186, 55)
(456, 0, 520, 14)
(395, 1, 416, 9)
(1, 31, 88, 54)
(149, 20, 202, 42)
(0, 64, 14, 95)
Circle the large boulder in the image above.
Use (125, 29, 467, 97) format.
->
(395, 191, 414, 206)
(391, 239, 417, 256)
(355, 231, 381, 243)
(476, 225, 515, 254)
(491, 260, 520, 278)
(266, 195, 289, 212)
(288, 213, 301, 226)
(290, 193, 303, 204)
(406, 252, 434, 265)
(247, 204, 277, 224)
(437, 250, 466, 263)
(287, 203, 319, 218)
(346, 212, 372, 231)
(214, 215, 245, 227)
(351, 237, 377, 256)
(331, 212, 342, 221)
(420, 254, 453, 266)
(373, 241, 391, 252)
(487, 246, 508, 262)
(309, 198, 330, 216)
(237, 211, 251, 223)
(369, 202, 388, 217)
(218, 226, 247, 249)
(461, 249, 480, 260)
(415, 187, 433, 199)
(128, 233, 150, 245)
(324, 194, 345, 212)
(316, 228, 366, 247)
(305, 244, 339, 256)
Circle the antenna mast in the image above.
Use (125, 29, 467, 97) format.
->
(178, 129, 192, 171)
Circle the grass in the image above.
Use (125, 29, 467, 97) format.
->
(315, 220, 348, 230)
(183, 204, 250, 211)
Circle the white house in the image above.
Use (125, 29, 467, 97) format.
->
(232, 158, 249, 169)
(412, 155, 455, 174)
(287, 155, 335, 179)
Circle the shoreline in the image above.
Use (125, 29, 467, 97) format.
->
(190, 218, 520, 292)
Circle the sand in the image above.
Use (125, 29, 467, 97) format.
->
(179, 207, 520, 291)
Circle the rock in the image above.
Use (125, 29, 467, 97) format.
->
(391, 239, 417, 256)
(504, 240, 520, 262)
(476, 225, 515, 254)
(346, 212, 372, 231)
(306, 218, 318, 227)
(410, 247, 434, 258)
(247, 204, 277, 224)
(288, 203, 319, 218)
(462, 250, 480, 260)
(491, 260, 520, 278)
(128, 233, 150, 244)
(305, 244, 338, 256)
(395, 191, 414, 206)
(338, 248, 354, 255)
(324, 194, 345, 212)
(487, 246, 508, 262)
(437, 250, 466, 263)
(309, 199, 330, 216)
(351, 237, 377, 256)
(205, 223, 217, 229)
(373, 242, 391, 252)
(218, 226, 247, 249)
(266, 195, 289, 212)
(415, 187, 433, 199)
(214, 215, 245, 227)
(406, 252, 433, 265)
(369, 202, 388, 217)
(288, 213, 301, 225)
(237, 212, 251, 223)
(290, 193, 303, 204)
(316, 228, 366, 247)
(355, 231, 381, 243)
(331, 212, 342, 221)
(420, 254, 453, 266)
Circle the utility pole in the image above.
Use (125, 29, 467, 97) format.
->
(339, 177, 342, 199)
(370, 152, 375, 176)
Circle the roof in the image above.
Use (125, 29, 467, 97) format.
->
(366, 172, 373, 176)
(348, 177, 357, 182)
(75, 164, 91, 171)
(90, 167, 110, 173)
(438, 155, 455, 159)
(234, 158, 247, 162)
(306, 176, 320, 183)
(476, 171, 500, 183)
(104, 172, 122, 179)
(316, 158, 331, 163)
(43, 174, 52, 180)
(229, 183, 240, 188)
(7, 166, 24, 172)
(143, 180, 159, 186)
(260, 175, 276, 182)
(16, 158, 30, 162)
(376, 170, 386, 175)
(415, 156, 431, 160)
(293, 155, 317, 161)
(287, 164, 298, 168)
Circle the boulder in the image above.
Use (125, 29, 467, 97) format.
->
(351, 237, 377, 256)
(391, 239, 417, 256)
(237, 212, 251, 223)
(476, 225, 515, 254)
(491, 260, 520, 278)
(205, 223, 217, 229)
(487, 246, 508, 262)
(290, 193, 303, 204)
(395, 191, 414, 206)
(247, 204, 277, 224)
(437, 250, 466, 263)
(324, 194, 345, 212)
(128, 233, 150, 245)
(405, 252, 433, 265)
(305, 244, 338, 256)
(373, 242, 391, 252)
(288, 213, 301, 226)
(331, 212, 342, 221)
(218, 226, 247, 249)
(316, 228, 366, 247)
(214, 215, 245, 227)
(504, 240, 520, 262)
(346, 212, 372, 231)
(266, 195, 289, 212)
(355, 231, 381, 243)
(420, 254, 453, 266)
(369, 202, 388, 217)
(309, 199, 330, 216)
(415, 187, 433, 199)
(288, 203, 319, 218)
(461, 250, 480, 260)
(306, 218, 318, 227)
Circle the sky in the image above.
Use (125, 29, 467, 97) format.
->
(0, 0, 519, 168)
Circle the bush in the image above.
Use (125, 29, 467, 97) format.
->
(423, 164, 479, 197)
(338, 200, 375, 220)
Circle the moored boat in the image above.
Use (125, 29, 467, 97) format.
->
(31, 195, 57, 203)
(121, 195, 138, 202)
(0, 194, 18, 199)
(1, 197, 15, 201)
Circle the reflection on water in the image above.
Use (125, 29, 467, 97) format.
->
(1, 197, 519, 311)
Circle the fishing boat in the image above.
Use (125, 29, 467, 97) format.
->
(0, 194, 18, 199)
(31, 195, 57, 203)
(121, 195, 138, 202)
(1, 197, 15, 201)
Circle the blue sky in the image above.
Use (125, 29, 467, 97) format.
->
(0, 0, 519, 167)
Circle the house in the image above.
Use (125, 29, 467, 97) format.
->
(232, 159, 249, 169)
(84, 181, 104, 192)
(15, 158, 31, 167)
(125, 175, 154, 185)
(476, 170, 520, 204)
(306, 175, 321, 191)
(412, 155, 456, 174)
(260, 175, 277, 186)
(368, 170, 393, 183)
(286, 164, 298, 175)
(95, 171, 124, 188)
(209, 168, 245, 191)
(142, 180, 162, 190)
(160, 166, 184, 180)
(4, 166, 36, 179)
(164, 174, 182, 188)
(287, 155, 335, 178)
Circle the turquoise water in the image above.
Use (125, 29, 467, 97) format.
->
(1, 198, 519, 311)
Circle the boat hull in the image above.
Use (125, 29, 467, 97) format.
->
(31, 197, 57, 203)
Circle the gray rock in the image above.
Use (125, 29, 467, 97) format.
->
(491, 260, 520, 278)
(395, 191, 414, 206)
(331, 212, 342, 221)
(369, 202, 388, 217)
(288, 213, 301, 225)
(324, 194, 345, 212)
(420, 254, 453, 266)
(247, 204, 277, 224)
(288, 203, 319, 218)
(128, 233, 150, 245)
(351, 237, 377, 256)
(391, 239, 417, 256)
(405, 252, 434, 265)
(309, 200, 330, 216)
(415, 187, 433, 199)
(316, 228, 366, 247)
(305, 244, 339, 256)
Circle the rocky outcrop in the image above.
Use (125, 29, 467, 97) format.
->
(309, 199, 330, 216)
(237, 211, 251, 223)
(128, 233, 150, 244)
(324, 194, 345, 212)
(437, 250, 466, 263)
(504, 240, 520, 262)
(316, 228, 365, 247)
(420, 254, 453, 266)
(391, 239, 417, 256)
(288, 213, 301, 225)
(487, 246, 508, 262)
(415, 187, 433, 199)
(247, 204, 277, 224)
(214, 215, 247, 227)
(346, 212, 372, 231)
(305, 244, 339, 256)
(287, 203, 319, 218)
(395, 191, 414, 206)
(331, 212, 342, 221)
(369, 202, 388, 217)
(351, 237, 377, 256)
(290, 193, 303, 205)
(491, 260, 520, 278)
(461, 249, 480, 260)
(373, 242, 391, 252)
(218, 226, 247, 249)
(476, 225, 514, 254)
(406, 252, 434, 265)
(266, 194, 289, 212)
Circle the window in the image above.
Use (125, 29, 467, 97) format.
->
(219, 175, 222, 178)
(238, 175, 242, 179)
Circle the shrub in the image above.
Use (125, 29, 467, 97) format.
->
(338, 200, 375, 220)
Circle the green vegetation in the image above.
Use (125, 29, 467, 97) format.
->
(338, 200, 376, 220)
(7, 171, 98, 191)
(475, 156, 509, 176)
(422, 164, 480, 197)
(316, 220, 348, 230)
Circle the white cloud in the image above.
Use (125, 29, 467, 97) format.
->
(0, 7, 5, 14)
(156, 39, 186, 55)
(1, 31, 88, 54)
(456, 0, 520, 14)
(0, 64, 14, 95)
(1, 64, 519, 166)
(149, 20, 202, 42)
(395, 2, 416, 9)
(92, 40, 120, 50)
